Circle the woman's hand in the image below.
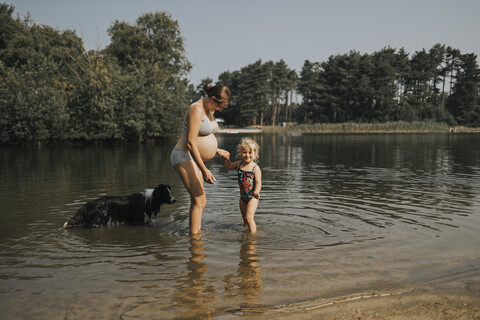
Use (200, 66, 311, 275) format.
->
(217, 148, 230, 160)
(253, 191, 261, 199)
(203, 168, 216, 184)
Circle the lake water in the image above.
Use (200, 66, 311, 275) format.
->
(1, 133, 479, 319)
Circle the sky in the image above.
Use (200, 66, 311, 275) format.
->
(8, 0, 480, 86)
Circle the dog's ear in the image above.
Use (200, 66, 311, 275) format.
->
(157, 184, 171, 191)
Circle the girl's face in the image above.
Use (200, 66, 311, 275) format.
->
(240, 146, 255, 163)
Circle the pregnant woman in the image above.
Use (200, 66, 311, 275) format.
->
(171, 83, 231, 235)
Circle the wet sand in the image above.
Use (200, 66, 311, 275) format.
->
(254, 285, 480, 320)
(107, 284, 480, 319)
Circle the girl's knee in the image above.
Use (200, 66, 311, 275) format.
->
(246, 216, 257, 234)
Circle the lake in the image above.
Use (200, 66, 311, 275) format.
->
(0, 133, 479, 319)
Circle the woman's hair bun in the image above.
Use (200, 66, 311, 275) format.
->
(203, 83, 231, 101)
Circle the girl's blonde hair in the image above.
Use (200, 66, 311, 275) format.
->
(237, 137, 260, 162)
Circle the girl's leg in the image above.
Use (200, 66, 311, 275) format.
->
(239, 198, 247, 226)
(174, 161, 206, 235)
(245, 198, 259, 234)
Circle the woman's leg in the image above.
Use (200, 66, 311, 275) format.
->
(174, 161, 206, 235)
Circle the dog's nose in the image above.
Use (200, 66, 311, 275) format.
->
(171, 198, 177, 204)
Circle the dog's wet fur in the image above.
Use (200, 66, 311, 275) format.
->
(63, 184, 176, 228)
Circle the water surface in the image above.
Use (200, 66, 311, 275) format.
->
(1, 133, 479, 319)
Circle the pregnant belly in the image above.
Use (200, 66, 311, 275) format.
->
(197, 134, 218, 162)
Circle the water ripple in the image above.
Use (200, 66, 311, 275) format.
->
(1, 134, 479, 319)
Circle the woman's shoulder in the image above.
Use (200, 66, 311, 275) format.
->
(189, 100, 203, 111)
(190, 98, 204, 108)
(187, 101, 205, 118)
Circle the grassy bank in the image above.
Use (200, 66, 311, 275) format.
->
(262, 121, 480, 133)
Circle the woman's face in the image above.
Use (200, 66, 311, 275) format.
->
(212, 97, 229, 111)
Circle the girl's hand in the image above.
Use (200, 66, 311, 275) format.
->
(217, 149, 230, 160)
(203, 169, 216, 184)
(253, 191, 261, 199)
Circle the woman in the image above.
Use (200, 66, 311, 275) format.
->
(171, 83, 231, 235)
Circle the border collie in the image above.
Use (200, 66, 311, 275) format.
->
(63, 184, 176, 228)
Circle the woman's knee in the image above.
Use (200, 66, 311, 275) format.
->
(192, 194, 207, 208)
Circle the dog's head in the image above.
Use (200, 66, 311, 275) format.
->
(148, 184, 176, 217)
(156, 184, 176, 205)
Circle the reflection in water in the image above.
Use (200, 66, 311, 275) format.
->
(237, 237, 262, 307)
(172, 237, 216, 319)
(224, 235, 262, 315)
(172, 235, 263, 318)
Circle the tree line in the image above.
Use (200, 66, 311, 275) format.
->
(1, 4, 191, 144)
(1, 4, 479, 144)
(217, 45, 480, 128)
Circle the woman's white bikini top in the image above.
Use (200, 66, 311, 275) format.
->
(183, 113, 216, 136)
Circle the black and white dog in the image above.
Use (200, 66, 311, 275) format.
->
(63, 184, 176, 228)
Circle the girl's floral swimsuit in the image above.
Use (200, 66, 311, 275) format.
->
(238, 163, 258, 203)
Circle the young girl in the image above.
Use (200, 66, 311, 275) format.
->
(223, 137, 262, 234)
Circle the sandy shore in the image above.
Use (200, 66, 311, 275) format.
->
(217, 128, 262, 134)
(57, 278, 480, 319)
(112, 284, 480, 319)
(253, 285, 480, 320)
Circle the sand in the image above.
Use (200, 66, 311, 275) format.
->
(62, 283, 480, 319)
(253, 285, 480, 320)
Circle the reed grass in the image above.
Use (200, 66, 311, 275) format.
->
(262, 121, 480, 133)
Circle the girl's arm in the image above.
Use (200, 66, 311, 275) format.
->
(225, 159, 241, 170)
(186, 105, 216, 184)
(253, 166, 262, 199)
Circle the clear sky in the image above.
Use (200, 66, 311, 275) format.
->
(8, 0, 480, 86)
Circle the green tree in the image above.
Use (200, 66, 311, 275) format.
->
(66, 52, 120, 140)
(285, 69, 298, 122)
(368, 47, 398, 121)
(446, 53, 480, 126)
(0, 4, 84, 143)
(270, 59, 290, 125)
(297, 60, 323, 122)
(1, 5, 193, 144)
(217, 71, 241, 125)
(236, 60, 270, 126)
(105, 11, 191, 140)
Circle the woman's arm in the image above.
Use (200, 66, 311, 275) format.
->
(186, 105, 216, 183)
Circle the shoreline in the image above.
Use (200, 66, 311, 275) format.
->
(217, 122, 480, 135)
(240, 285, 480, 319)
(3, 122, 479, 146)
(116, 284, 480, 319)
(217, 128, 263, 134)
(261, 122, 480, 134)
